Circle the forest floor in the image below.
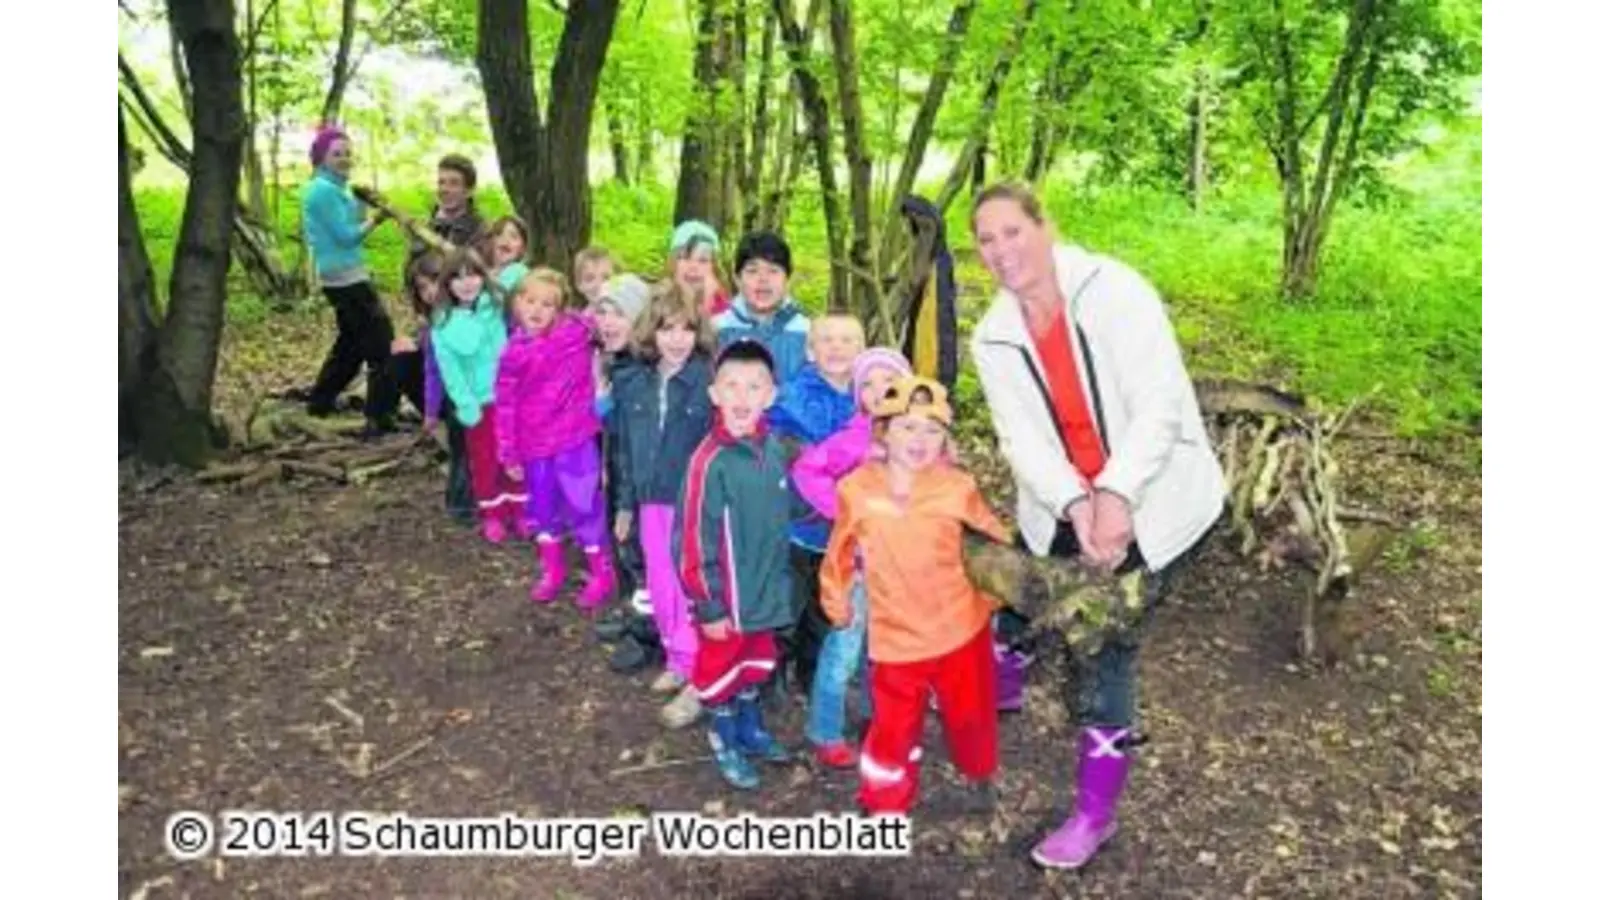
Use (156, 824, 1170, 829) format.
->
(117, 312, 1482, 899)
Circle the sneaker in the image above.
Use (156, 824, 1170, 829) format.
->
(660, 684, 702, 729)
(709, 716, 759, 791)
(592, 608, 633, 644)
(812, 741, 859, 769)
(609, 634, 660, 674)
(651, 670, 686, 694)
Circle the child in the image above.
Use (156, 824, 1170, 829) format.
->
(820, 375, 1012, 815)
(495, 268, 613, 611)
(609, 286, 717, 730)
(383, 251, 475, 525)
(594, 273, 654, 644)
(669, 220, 731, 317)
(713, 231, 810, 384)
(431, 249, 525, 543)
(675, 339, 800, 790)
(593, 274, 649, 421)
(486, 215, 531, 293)
(407, 154, 484, 268)
(791, 347, 913, 766)
(574, 246, 617, 308)
(767, 314, 867, 701)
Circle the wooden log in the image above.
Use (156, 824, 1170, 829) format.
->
(282, 460, 348, 483)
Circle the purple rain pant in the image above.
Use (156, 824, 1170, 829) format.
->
(522, 439, 608, 550)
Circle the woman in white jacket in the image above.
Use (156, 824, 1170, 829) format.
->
(968, 182, 1226, 871)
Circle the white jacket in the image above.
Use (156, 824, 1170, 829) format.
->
(970, 243, 1226, 572)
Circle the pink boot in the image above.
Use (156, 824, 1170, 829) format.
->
(576, 546, 615, 613)
(1030, 725, 1133, 870)
(530, 536, 566, 604)
(482, 518, 507, 544)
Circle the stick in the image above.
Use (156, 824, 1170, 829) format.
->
(197, 461, 262, 483)
(237, 461, 285, 489)
(367, 734, 436, 780)
(608, 755, 714, 778)
(282, 460, 348, 483)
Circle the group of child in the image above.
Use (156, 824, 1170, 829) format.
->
(383, 156, 1035, 817)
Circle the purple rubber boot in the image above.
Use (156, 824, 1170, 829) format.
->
(1030, 725, 1133, 870)
(995, 641, 1030, 712)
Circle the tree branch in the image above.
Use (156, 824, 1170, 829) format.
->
(119, 55, 192, 169)
(320, 0, 360, 124)
(1305, 0, 1380, 226)
(934, 0, 1039, 212)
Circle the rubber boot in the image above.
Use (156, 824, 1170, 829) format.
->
(576, 546, 614, 613)
(734, 687, 791, 763)
(530, 536, 566, 604)
(708, 703, 760, 790)
(1030, 725, 1133, 869)
(995, 641, 1031, 712)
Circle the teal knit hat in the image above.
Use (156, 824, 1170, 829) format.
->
(669, 219, 720, 257)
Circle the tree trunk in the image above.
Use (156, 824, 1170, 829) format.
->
(676, 0, 730, 230)
(133, 0, 245, 468)
(935, 0, 1038, 212)
(742, 4, 775, 232)
(1187, 64, 1208, 212)
(1024, 45, 1086, 185)
(827, 0, 876, 317)
(320, 0, 358, 124)
(606, 99, 631, 184)
(635, 91, 654, 177)
(773, 0, 846, 308)
(120, 106, 159, 453)
(476, 0, 622, 267)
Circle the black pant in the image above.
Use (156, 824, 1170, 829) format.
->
(602, 433, 645, 598)
(384, 347, 475, 523)
(783, 545, 831, 698)
(309, 281, 395, 421)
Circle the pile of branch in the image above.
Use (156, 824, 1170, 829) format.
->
(200, 398, 443, 489)
(971, 379, 1401, 666)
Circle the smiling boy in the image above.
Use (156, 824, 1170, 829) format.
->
(713, 231, 811, 384)
(675, 339, 801, 790)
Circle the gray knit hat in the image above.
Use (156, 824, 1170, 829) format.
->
(597, 274, 650, 324)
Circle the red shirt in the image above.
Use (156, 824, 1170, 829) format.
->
(1029, 308, 1106, 488)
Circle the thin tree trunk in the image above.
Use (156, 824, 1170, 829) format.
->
(773, 0, 846, 308)
(120, 105, 159, 452)
(675, 0, 721, 226)
(827, 0, 876, 316)
(320, 0, 359, 124)
(1187, 65, 1208, 211)
(606, 99, 631, 184)
(934, 0, 1038, 212)
(743, 4, 775, 231)
(169, 12, 195, 123)
(133, 0, 245, 467)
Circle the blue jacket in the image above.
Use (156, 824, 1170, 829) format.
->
(430, 293, 508, 428)
(713, 296, 811, 385)
(769, 363, 857, 551)
(300, 167, 368, 278)
(609, 353, 715, 509)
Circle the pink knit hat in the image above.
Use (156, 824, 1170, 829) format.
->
(309, 125, 347, 167)
(851, 347, 912, 408)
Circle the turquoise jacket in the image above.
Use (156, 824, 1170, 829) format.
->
(712, 296, 811, 385)
(431, 294, 508, 428)
(300, 167, 368, 278)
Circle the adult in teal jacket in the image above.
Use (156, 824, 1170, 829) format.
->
(301, 126, 395, 434)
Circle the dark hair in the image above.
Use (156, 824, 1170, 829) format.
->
(437, 246, 488, 322)
(714, 338, 776, 377)
(634, 283, 717, 363)
(404, 250, 445, 320)
(437, 154, 477, 189)
(487, 215, 531, 265)
(734, 230, 792, 276)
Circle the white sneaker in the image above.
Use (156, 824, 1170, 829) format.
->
(630, 589, 653, 616)
(660, 685, 702, 730)
(650, 669, 685, 694)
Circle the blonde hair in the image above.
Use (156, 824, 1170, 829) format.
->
(632, 282, 718, 363)
(970, 181, 1049, 230)
(809, 312, 866, 349)
(514, 266, 575, 312)
(574, 246, 615, 276)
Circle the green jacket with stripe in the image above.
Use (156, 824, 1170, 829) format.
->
(674, 417, 800, 632)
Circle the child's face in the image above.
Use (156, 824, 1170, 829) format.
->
(656, 319, 698, 369)
(674, 246, 714, 292)
(595, 302, 632, 352)
(578, 261, 613, 303)
(516, 284, 561, 331)
(737, 259, 787, 314)
(709, 360, 776, 437)
(811, 320, 864, 382)
(324, 138, 353, 176)
(414, 274, 443, 310)
(493, 226, 526, 268)
(884, 411, 949, 473)
(448, 270, 483, 306)
(857, 367, 898, 412)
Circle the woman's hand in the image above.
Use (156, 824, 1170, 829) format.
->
(1089, 490, 1134, 571)
(614, 509, 633, 543)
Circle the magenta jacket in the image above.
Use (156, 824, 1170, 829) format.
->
(791, 412, 877, 521)
(495, 312, 602, 464)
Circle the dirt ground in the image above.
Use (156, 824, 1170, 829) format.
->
(119, 311, 1481, 899)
